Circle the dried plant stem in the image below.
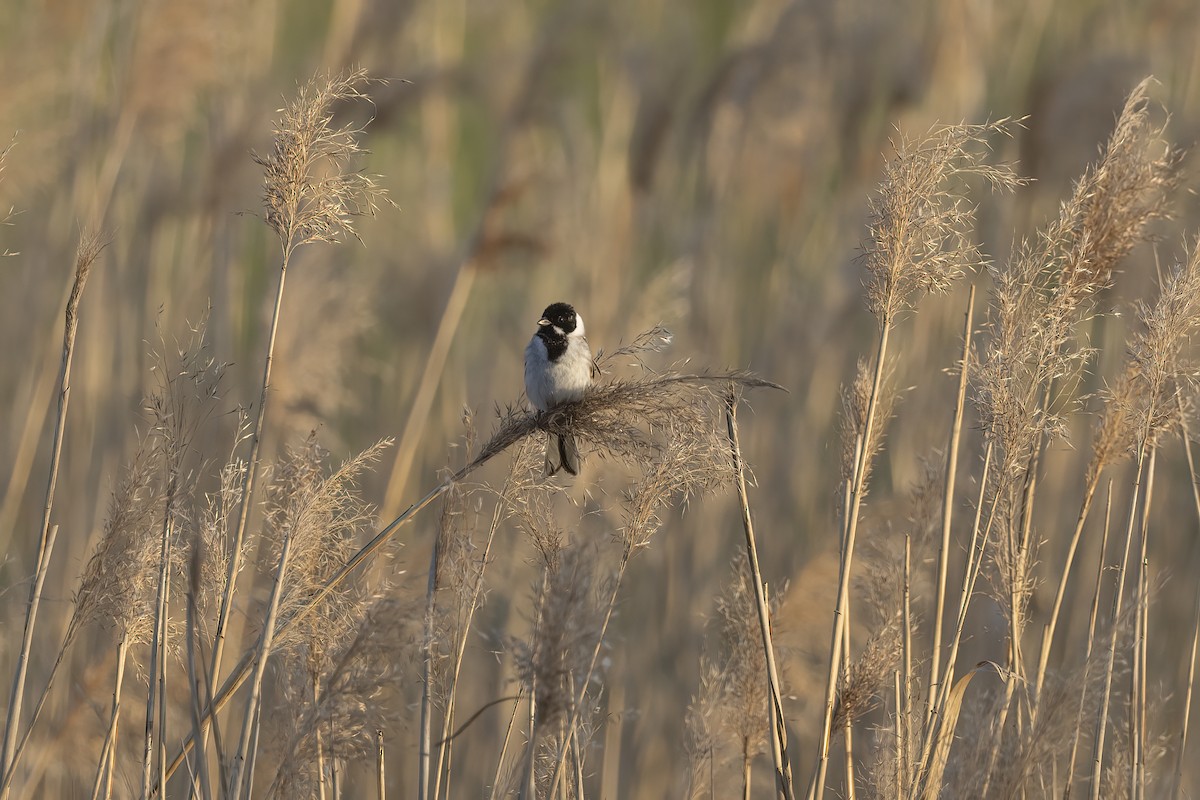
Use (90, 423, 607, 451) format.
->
(208, 238, 292, 715)
(89, 635, 129, 800)
(185, 557, 213, 800)
(1132, 447, 1158, 800)
(1090, 437, 1153, 800)
(842, 602, 856, 800)
(315, 716, 328, 800)
(901, 535, 912, 793)
(1034, 466, 1106, 705)
(814, 320, 892, 800)
(1174, 416, 1200, 799)
(382, 261, 476, 517)
(377, 729, 386, 800)
(489, 687, 524, 796)
(743, 737, 753, 800)
(927, 287, 974, 724)
(2, 238, 100, 797)
(894, 671, 904, 800)
(912, 442, 995, 792)
(1064, 482, 1113, 799)
(227, 529, 295, 800)
(1174, 587, 1200, 800)
(417, 531, 440, 800)
(0, 522, 57, 794)
(140, 480, 178, 800)
(726, 396, 795, 800)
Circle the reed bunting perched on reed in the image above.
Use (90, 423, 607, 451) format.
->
(525, 302, 592, 475)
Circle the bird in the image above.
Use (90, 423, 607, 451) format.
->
(524, 301, 593, 476)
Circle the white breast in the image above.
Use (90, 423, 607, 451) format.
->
(525, 334, 592, 411)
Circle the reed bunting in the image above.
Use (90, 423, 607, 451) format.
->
(524, 302, 592, 475)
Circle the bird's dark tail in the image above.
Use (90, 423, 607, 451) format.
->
(545, 432, 581, 476)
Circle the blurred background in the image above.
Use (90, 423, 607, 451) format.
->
(3, 0, 1200, 796)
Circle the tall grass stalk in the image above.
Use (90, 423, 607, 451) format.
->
(726, 396, 794, 800)
(1063, 481, 1112, 799)
(1090, 445, 1151, 800)
(926, 285, 975, 726)
(1, 231, 104, 797)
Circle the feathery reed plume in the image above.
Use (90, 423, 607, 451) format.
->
(265, 435, 391, 658)
(226, 435, 390, 800)
(266, 597, 416, 799)
(210, 68, 388, 726)
(77, 451, 162, 800)
(839, 357, 898, 497)
(698, 556, 788, 800)
(964, 83, 1182, 792)
(684, 658, 723, 799)
(254, 68, 387, 251)
(1, 231, 107, 799)
(832, 619, 902, 732)
(864, 120, 1022, 325)
(512, 545, 607, 797)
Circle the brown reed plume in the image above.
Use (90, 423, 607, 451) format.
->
(265, 596, 417, 799)
(963, 80, 1183, 793)
(688, 556, 789, 800)
(226, 436, 391, 800)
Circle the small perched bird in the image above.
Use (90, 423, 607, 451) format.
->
(524, 302, 592, 475)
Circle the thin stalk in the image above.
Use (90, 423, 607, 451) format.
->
(546, 562, 628, 798)
(2, 240, 99, 797)
(489, 687, 524, 797)
(1133, 447, 1157, 800)
(185, 556, 213, 800)
(0, 523, 59, 794)
(1174, 415, 1200, 800)
(227, 530, 296, 800)
(207, 238, 293, 729)
(814, 319, 892, 800)
(901, 534, 912, 794)
(317, 722, 329, 800)
(927, 285, 974, 725)
(90, 634, 130, 800)
(894, 671, 904, 800)
(912, 442, 995, 792)
(1034, 469, 1105, 701)
(377, 729, 386, 800)
(1173, 587, 1200, 800)
(743, 738, 753, 800)
(726, 396, 795, 800)
(843, 599, 856, 800)
(141, 479, 178, 800)
(1090, 437, 1153, 800)
(417, 529, 441, 800)
(1064, 481, 1113, 800)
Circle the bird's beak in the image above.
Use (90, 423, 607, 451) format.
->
(537, 318, 550, 326)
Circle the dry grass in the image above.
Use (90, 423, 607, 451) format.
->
(5, 4, 1200, 799)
